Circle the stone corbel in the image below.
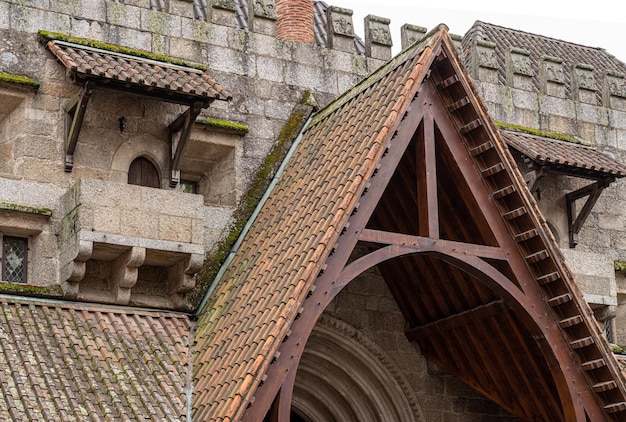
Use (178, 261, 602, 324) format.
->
(169, 101, 204, 187)
(64, 239, 94, 299)
(65, 82, 93, 172)
(167, 253, 204, 307)
(566, 178, 613, 248)
(111, 246, 146, 305)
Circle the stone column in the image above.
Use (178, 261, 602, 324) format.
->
(364, 15, 392, 60)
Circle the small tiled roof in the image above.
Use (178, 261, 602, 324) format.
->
(45, 39, 231, 103)
(504, 130, 626, 178)
(0, 296, 191, 421)
(191, 27, 443, 421)
(463, 21, 626, 102)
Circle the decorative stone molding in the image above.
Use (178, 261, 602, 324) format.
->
(506, 47, 533, 91)
(326, 6, 355, 53)
(167, 253, 203, 307)
(253, 0, 276, 19)
(364, 15, 392, 60)
(540, 56, 566, 98)
(400, 24, 426, 51)
(572, 63, 596, 104)
(294, 314, 426, 422)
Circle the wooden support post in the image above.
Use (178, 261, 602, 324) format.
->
(566, 178, 613, 248)
(417, 113, 439, 238)
(65, 82, 92, 171)
(169, 101, 204, 187)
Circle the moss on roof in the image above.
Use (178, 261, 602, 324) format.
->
(0, 73, 39, 89)
(39, 30, 207, 71)
(497, 121, 590, 146)
(196, 117, 249, 134)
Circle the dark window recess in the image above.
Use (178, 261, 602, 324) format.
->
(179, 180, 198, 194)
(128, 157, 160, 188)
(2, 236, 28, 283)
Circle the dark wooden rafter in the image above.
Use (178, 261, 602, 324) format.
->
(65, 81, 93, 171)
(169, 101, 204, 187)
(566, 177, 614, 247)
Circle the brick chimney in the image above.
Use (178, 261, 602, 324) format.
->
(276, 0, 315, 43)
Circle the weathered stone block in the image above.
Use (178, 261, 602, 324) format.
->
(106, 1, 142, 29)
(506, 47, 533, 91)
(400, 24, 426, 51)
(326, 6, 354, 53)
(540, 56, 566, 98)
(364, 15, 391, 61)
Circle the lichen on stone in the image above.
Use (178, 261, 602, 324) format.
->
(0, 201, 52, 216)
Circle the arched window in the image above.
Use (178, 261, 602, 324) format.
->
(128, 157, 160, 188)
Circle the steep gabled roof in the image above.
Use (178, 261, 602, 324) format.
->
(0, 296, 191, 420)
(193, 25, 626, 421)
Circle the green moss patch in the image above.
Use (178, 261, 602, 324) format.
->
(0, 282, 64, 298)
(188, 91, 317, 308)
(614, 261, 626, 272)
(0, 72, 39, 89)
(196, 117, 249, 134)
(39, 30, 207, 71)
(497, 122, 590, 146)
(0, 201, 52, 216)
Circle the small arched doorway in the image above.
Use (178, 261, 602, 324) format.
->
(128, 156, 160, 188)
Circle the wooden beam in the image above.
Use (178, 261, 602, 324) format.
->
(65, 82, 92, 171)
(417, 112, 439, 237)
(169, 101, 203, 187)
(358, 229, 508, 260)
(406, 300, 504, 339)
(566, 178, 613, 247)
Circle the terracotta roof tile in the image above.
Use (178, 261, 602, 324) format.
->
(191, 26, 443, 421)
(503, 130, 626, 177)
(0, 297, 191, 421)
(46, 40, 231, 103)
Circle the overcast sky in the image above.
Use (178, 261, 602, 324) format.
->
(333, 0, 626, 63)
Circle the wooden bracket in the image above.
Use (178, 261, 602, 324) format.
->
(169, 101, 204, 187)
(566, 177, 613, 248)
(65, 82, 93, 171)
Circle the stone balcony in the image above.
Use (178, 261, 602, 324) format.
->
(60, 178, 207, 309)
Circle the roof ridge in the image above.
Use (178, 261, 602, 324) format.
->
(471, 20, 608, 53)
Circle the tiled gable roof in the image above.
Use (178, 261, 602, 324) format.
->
(0, 296, 191, 421)
(463, 21, 626, 102)
(45, 39, 231, 103)
(190, 26, 445, 421)
(504, 130, 626, 178)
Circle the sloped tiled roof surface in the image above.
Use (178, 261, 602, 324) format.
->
(46, 40, 231, 102)
(0, 297, 191, 421)
(504, 130, 626, 177)
(463, 21, 626, 102)
(191, 26, 441, 422)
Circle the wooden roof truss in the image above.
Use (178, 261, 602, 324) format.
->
(244, 40, 626, 421)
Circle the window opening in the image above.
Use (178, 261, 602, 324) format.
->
(179, 179, 198, 194)
(2, 236, 28, 283)
(128, 157, 160, 188)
